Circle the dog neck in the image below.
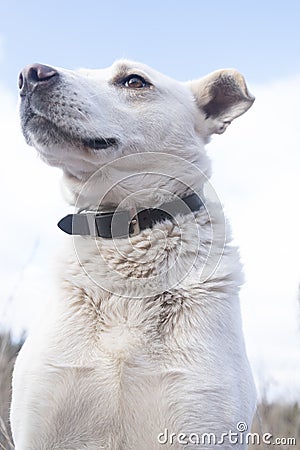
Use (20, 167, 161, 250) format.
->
(61, 153, 211, 210)
(59, 151, 211, 238)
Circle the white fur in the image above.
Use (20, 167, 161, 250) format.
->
(11, 59, 256, 449)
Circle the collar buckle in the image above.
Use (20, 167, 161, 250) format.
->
(129, 206, 140, 236)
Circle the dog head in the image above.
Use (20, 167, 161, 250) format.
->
(19, 59, 254, 207)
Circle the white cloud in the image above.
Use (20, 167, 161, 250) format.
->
(0, 83, 66, 335)
(0, 76, 299, 402)
(208, 76, 300, 402)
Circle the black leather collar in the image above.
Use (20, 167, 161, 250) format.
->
(57, 193, 203, 239)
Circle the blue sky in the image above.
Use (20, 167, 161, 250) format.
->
(1, 0, 300, 91)
(0, 0, 300, 401)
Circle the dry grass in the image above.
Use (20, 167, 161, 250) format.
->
(250, 402, 300, 449)
(0, 332, 299, 449)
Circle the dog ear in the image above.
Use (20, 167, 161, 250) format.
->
(187, 69, 255, 135)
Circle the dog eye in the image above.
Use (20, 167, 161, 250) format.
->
(123, 75, 147, 89)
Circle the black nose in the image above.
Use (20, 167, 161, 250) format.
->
(19, 63, 58, 95)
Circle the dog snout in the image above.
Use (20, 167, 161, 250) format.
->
(19, 63, 58, 95)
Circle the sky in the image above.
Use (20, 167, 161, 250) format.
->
(0, 0, 300, 402)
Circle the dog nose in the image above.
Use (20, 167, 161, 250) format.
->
(19, 63, 58, 95)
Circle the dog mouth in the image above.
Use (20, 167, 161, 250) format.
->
(22, 110, 118, 151)
(80, 138, 117, 150)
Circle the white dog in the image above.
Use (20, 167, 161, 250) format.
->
(11, 59, 256, 449)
